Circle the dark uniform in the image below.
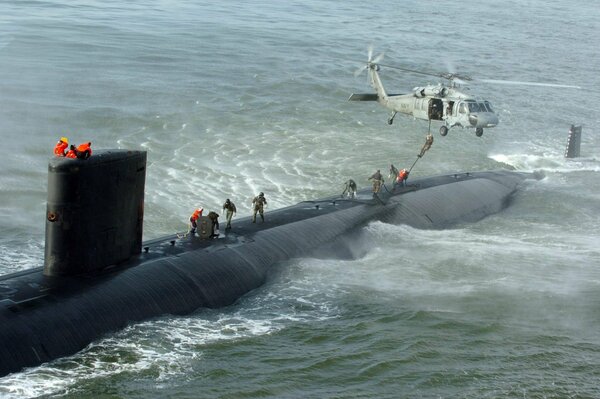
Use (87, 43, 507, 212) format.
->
(207, 211, 220, 238)
(222, 199, 237, 229)
(389, 164, 399, 180)
(252, 192, 267, 223)
(342, 179, 357, 198)
(418, 133, 434, 158)
(368, 170, 384, 193)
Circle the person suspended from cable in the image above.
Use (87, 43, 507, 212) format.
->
(418, 132, 434, 158)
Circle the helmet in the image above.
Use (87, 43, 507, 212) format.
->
(225, 198, 230, 203)
(196, 208, 203, 213)
(60, 137, 68, 144)
(259, 192, 264, 196)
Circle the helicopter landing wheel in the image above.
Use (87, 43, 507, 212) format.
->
(475, 128, 483, 137)
(439, 126, 448, 136)
(387, 118, 394, 125)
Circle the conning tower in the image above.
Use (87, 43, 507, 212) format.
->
(44, 150, 147, 276)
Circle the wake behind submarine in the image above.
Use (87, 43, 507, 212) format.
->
(0, 149, 537, 377)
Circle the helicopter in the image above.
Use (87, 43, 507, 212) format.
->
(349, 49, 580, 137)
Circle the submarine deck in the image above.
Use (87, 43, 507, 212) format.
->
(0, 170, 524, 310)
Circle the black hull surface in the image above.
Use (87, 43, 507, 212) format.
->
(0, 170, 531, 377)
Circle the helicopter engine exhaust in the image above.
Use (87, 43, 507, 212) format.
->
(413, 86, 448, 98)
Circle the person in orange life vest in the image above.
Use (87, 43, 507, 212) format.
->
(65, 145, 77, 158)
(397, 168, 409, 187)
(189, 208, 203, 235)
(76, 142, 92, 159)
(54, 137, 69, 157)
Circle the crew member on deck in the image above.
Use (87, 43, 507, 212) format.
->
(342, 179, 357, 198)
(208, 211, 220, 238)
(222, 198, 236, 229)
(369, 169, 384, 193)
(54, 137, 69, 157)
(397, 168, 409, 187)
(252, 192, 267, 223)
(189, 208, 203, 235)
(389, 164, 399, 180)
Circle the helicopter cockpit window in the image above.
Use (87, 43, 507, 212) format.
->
(479, 101, 494, 112)
(484, 101, 494, 112)
(468, 102, 480, 112)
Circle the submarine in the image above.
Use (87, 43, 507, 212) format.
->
(0, 149, 537, 377)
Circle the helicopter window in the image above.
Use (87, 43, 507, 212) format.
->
(468, 102, 480, 112)
(478, 103, 488, 112)
(484, 101, 494, 112)
(459, 103, 467, 114)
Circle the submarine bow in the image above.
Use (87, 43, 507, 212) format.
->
(0, 150, 532, 377)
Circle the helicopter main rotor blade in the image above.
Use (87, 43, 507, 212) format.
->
(375, 63, 473, 83)
(478, 79, 581, 89)
(376, 63, 442, 78)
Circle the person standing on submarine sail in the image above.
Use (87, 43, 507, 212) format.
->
(54, 137, 69, 157)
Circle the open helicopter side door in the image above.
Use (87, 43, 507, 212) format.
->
(428, 99, 444, 121)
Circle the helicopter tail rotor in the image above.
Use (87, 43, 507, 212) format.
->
(354, 45, 384, 78)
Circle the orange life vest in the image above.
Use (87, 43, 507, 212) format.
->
(190, 208, 203, 222)
(54, 141, 68, 157)
(65, 149, 77, 158)
(397, 169, 408, 181)
(77, 142, 92, 156)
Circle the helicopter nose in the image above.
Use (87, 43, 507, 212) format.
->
(469, 113, 498, 128)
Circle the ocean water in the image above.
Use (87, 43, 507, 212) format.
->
(1, 0, 600, 397)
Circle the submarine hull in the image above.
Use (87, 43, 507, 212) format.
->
(0, 170, 530, 377)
